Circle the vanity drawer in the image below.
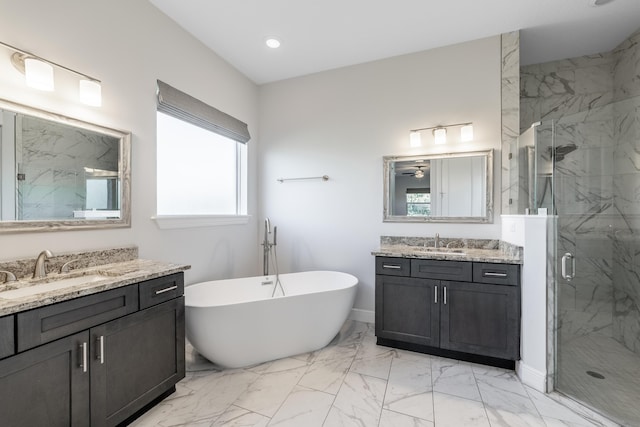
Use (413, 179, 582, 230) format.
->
(411, 259, 472, 282)
(376, 257, 411, 277)
(139, 273, 184, 310)
(473, 263, 520, 286)
(16, 284, 139, 352)
(0, 315, 14, 359)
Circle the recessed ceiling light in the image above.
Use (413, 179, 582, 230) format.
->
(265, 38, 281, 49)
(589, 0, 615, 6)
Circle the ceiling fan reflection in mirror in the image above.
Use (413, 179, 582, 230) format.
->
(403, 165, 425, 178)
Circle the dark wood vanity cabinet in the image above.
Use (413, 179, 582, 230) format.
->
(0, 331, 90, 427)
(376, 257, 520, 364)
(91, 296, 185, 426)
(0, 272, 185, 427)
(375, 275, 440, 347)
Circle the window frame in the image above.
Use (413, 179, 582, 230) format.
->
(152, 81, 250, 229)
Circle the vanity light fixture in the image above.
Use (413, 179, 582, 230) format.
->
(2, 41, 102, 107)
(409, 122, 473, 146)
(461, 124, 474, 142)
(409, 131, 422, 147)
(79, 79, 102, 107)
(23, 57, 54, 91)
(433, 128, 447, 145)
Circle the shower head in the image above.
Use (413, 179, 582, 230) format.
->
(549, 144, 577, 162)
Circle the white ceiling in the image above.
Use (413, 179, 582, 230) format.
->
(150, 0, 640, 85)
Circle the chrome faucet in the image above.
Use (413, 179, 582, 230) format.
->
(33, 250, 53, 279)
(434, 233, 440, 249)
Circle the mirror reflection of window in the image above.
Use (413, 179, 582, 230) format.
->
(406, 189, 431, 216)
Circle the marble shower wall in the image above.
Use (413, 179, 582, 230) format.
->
(612, 29, 640, 355)
(501, 31, 520, 215)
(520, 28, 640, 353)
(15, 115, 119, 220)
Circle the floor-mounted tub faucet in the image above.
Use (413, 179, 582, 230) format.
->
(262, 219, 277, 276)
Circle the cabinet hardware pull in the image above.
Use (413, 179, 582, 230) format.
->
(80, 342, 88, 373)
(434, 285, 438, 303)
(97, 336, 105, 364)
(484, 272, 507, 277)
(444, 287, 447, 305)
(155, 285, 178, 295)
(382, 264, 401, 270)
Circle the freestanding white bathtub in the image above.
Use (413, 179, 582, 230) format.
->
(185, 270, 358, 368)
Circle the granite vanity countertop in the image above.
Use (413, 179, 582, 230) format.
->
(0, 259, 191, 316)
(372, 244, 522, 264)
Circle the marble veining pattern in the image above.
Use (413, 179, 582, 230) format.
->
(522, 24, 640, 425)
(130, 321, 618, 427)
(17, 115, 120, 220)
(501, 31, 521, 215)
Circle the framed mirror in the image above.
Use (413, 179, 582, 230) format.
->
(0, 98, 131, 233)
(383, 150, 493, 223)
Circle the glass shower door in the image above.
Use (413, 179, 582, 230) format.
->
(552, 100, 640, 426)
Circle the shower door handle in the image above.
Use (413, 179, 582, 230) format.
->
(561, 252, 575, 281)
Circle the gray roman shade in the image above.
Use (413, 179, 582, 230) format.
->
(156, 80, 251, 143)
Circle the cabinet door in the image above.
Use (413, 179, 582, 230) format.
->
(0, 331, 90, 427)
(90, 297, 185, 427)
(0, 315, 14, 359)
(375, 275, 439, 346)
(440, 281, 520, 360)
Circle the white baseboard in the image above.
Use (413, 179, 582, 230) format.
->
(517, 361, 547, 392)
(349, 308, 375, 324)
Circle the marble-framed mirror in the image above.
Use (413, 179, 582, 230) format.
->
(383, 149, 493, 223)
(0, 97, 131, 233)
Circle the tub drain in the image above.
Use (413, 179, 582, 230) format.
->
(586, 370, 605, 379)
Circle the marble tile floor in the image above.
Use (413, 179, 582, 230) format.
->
(557, 334, 640, 426)
(132, 321, 620, 427)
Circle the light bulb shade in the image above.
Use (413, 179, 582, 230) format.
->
(460, 124, 473, 142)
(24, 58, 54, 91)
(79, 79, 102, 107)
(433, 128, 447, 145)
(266, 38, 281, 48)
(409, 131, 422, 147)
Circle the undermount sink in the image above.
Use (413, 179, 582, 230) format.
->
(418, 248, 467, 256)
(0, 274, 109, 299)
